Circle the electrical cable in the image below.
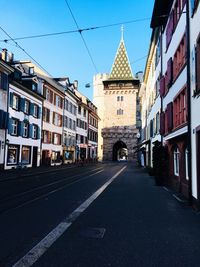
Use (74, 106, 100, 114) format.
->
(64, 0, 98, 72)
(0, 25, 52, 76)
(0, 17, 151, 42)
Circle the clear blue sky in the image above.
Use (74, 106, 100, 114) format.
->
(0, 0, 154, 100)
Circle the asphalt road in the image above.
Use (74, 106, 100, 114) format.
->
(1, 162, 200, 267)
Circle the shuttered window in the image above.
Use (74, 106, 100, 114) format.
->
(173, 33, 186, 81)
(166, 12, 174, 49)
(159, 76, 165, 97)
(0, 72, 8, 90)
(167, 102, 173, 131)
(166, 58, 173, 89)
(173, 87, 187, 128)
(160, 112, 165, 135)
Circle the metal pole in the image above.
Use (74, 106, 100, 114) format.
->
(186, 0, 192, 204)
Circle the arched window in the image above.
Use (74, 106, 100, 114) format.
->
(173, 146, 180, 176)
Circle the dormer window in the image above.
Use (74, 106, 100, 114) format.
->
(29, 67, 34, 75)
(32, 83, 37, 91)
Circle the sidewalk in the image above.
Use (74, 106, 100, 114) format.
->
(34, 162, 200, 267)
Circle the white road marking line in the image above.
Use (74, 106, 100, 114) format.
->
(12, 166, 126, 267)
(163, 186, 169, 192)
(172, 194, 185, 203)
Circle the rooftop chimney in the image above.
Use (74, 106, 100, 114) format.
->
(74, 80, 78, 90)
(1, 49, 14, 62)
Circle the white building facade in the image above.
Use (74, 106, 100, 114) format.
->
(189, 0, 200, 206)
(63, 82, 78, 163)
(75, 90, 88, 160)
(6, 76, 43, 169)
(0, 52, 13, 170)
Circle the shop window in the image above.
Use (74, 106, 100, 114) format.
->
(7, 145, 19, 165)
(52, 151, 60, 163)
(21, 146, 31, 164)
(173, 146, 180, 176)
(64, 151, 73, 160)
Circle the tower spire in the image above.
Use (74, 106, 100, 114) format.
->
(109, 27, 134, 80)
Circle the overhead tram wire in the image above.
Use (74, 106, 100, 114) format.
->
(64, 0, 98, 73)
(0, 17, 151, 42)
(0, 26, 52, 77)
(0, 12, 180, 43)
(130, 55, 148, 65)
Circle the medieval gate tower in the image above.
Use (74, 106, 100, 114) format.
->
(93, 29, 140, 161)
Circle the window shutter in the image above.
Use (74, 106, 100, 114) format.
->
(0, 110, 3, 129)
(37, 126, 40, 139)
(9, 92, 13, 107)
(1, 72, 8, 90)
(52, 133, 54, 144)
(7, 118, 12, 134)
(3, 112, 8, 129)
(160, 112, 165, 135)
(167, 102, 173, 131)
(37, 106, 42, 119)
(30, 103, 34, 115)
(150, 120, 153, 138)
(159, 76, 165, 97)
(18, 121, 23, 136)
(167, 57, 173, 88)
(196, 40, 200, 92)
(29, 124, 33, 138)
(20, 98, 25, 112)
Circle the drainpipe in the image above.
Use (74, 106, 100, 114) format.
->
(4, 73, 10, 170)
(160, 26, 164, 147)
(186, 0, 192, 204)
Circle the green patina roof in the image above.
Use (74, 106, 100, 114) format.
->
(109, 37, 134, 80)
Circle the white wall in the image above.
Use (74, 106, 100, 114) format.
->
(5, 84, 42, 169)
(190, 2, 200, 198)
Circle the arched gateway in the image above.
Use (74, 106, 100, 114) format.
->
(93, 29, 140, 161)
(113, 141, 128, 161)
